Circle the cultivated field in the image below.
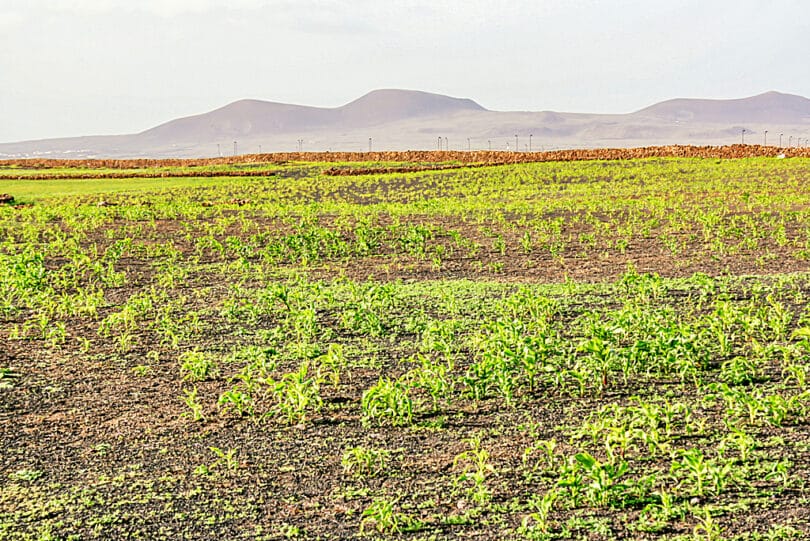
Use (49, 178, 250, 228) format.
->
(2, 150, 810, 540)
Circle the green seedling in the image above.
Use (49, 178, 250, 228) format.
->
(453, 434, 495, 505)
(268, 361, 323, 425)
(360, 497, 421, 535)
(181, 386, 206, 422)
(341, 446, 391, 478)
(199, 446, 240, 474)
(520, 489, 559, 536)
(218, 387, 254, 417)
(178, 350, 218, 381)
(361, 376, 413, 427)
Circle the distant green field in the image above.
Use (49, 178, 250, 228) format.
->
(0, 160, 441, 201)
(2, 175, 273, 201)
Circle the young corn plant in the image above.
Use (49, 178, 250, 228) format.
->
(520, 230, 534, 254)
(420, 319, 461, 354)
(181, 386, 206, 422)
(762, 392, 808, 427)
(340, 281, 395, 337)
(692, 507, 723, 541)
(406, 353, 455, 412)
(178, 350, 218, 382)
(720, 355, 762, 385)
(267, 361, 323, 425)
(782, 359, 808, 390)
(579, 336, 618, 394)
(671, 449, 710, 497)
(520, 489, 559, 539)
(571, 452, 631, 508)
(217, 387, 254, 417)
(462, 351, 513, 404)
(316, 343, 345, 389)
(453, 434, 496, 505)
(720, 423, 757, 462)
(208, 446, 240, 472)
(555, 455, 586, 508)
(341, 446, 391, 478)
(359, 497, 421, 535)
(464, 317, 550, 406)
(522, 438, 559, 477)
(361, 376, 414, 427)
(636, 487, 685, 531)
(671, 448, 740, 497)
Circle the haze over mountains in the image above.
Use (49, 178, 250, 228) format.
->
(2, 89, 809, 158)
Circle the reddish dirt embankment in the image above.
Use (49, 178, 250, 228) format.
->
(1, 144, 807, 170)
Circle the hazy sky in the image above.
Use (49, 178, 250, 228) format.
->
(2, 0, 809, 142)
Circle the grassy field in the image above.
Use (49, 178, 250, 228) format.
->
(2, 154, 810, 540)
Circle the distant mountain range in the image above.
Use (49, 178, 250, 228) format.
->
(2, 89, 809, 158)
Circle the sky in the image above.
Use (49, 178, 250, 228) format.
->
(1, 0, 809, 142)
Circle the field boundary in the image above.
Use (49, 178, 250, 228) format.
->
(1, 144, 808, 169)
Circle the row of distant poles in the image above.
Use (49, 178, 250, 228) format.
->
(217, 132, 808, 156)
(742, 129, 808, 147)
(217, 136, 537, 155)
(437, 134, 535, 152)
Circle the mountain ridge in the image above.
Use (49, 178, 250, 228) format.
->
(139, 89, 486, 141)
(2, 89, 809, 158)
(632, 90, 810, 124)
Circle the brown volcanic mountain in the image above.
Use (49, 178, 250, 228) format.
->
(632, 91, 810, 124)
(1, 89, 809, 158)
(336, 89, 485, 127)
(139, 89, 486, 143)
